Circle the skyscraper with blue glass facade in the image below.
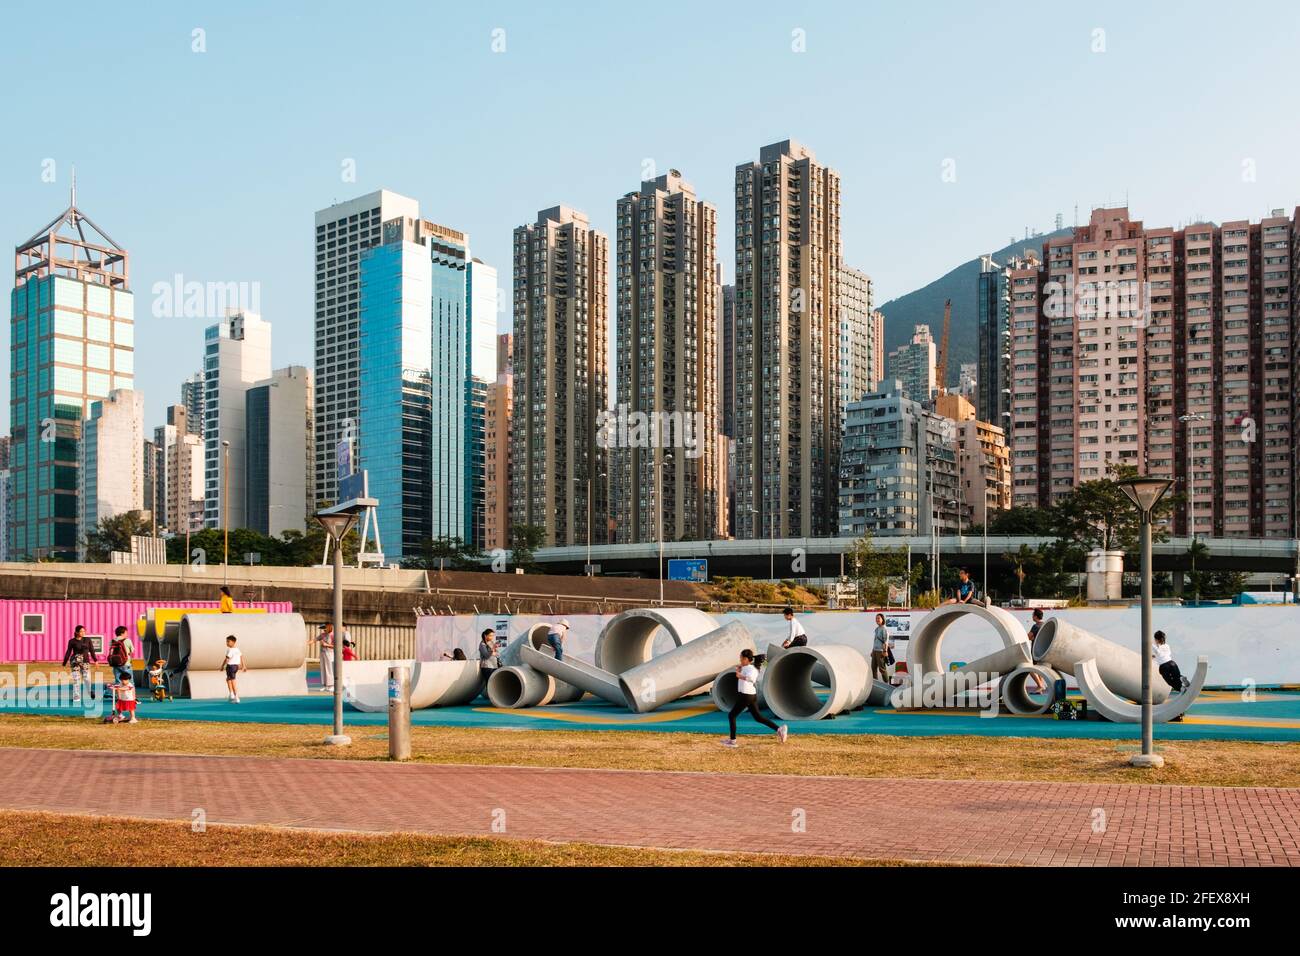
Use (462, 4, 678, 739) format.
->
(359, 215, 496, 562)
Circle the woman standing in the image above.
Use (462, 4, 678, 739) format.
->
(721, 650, 787, 748)
(218, 586, 235, 613)
(870, 613, 892, 683)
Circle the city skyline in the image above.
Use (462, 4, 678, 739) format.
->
(4, 1, 1298, 432)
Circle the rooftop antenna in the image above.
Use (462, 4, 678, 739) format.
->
(1074, 203, 1078, 227)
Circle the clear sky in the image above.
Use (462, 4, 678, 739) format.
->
(2, 0, 1297, 431)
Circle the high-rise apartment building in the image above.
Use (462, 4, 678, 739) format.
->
(719, 277, 736, 438)
(77, 388, 145, 557)
(0, 436, 10, 562)
(838, 382, 960, 538)
(11, 192, 135, 560)
(510, 206, 609, 547)
(1009, 206, 1294, 539)
(612, 171, 720, 543)
(180, 372, 205, 437)
(484, 363, 512, 552)
(245, 366, 313, 536)
(837, 262, 875, 420)
(976, 256, 1014, 428)
(934, 392, 1011, 527)
(314, 189, 420, 508)
(163, 405, 203, 536)
(203, 310, 272, 530)
(885, 324, 938, 404)
(869, 310, 885, 391)
(734, 140, 842, 539)
(465, 258, 499, 549)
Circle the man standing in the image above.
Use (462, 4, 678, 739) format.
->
(478, 628, 499, 693)
(107, 625, 135, 684)
(781, 606, 808, 649)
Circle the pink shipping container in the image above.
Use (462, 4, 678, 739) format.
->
(0, 599, 293, 663)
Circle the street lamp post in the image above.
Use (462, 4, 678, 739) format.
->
(221, 439, 231, 581)
(315, 508, 359, 747)
(1116, 475, 1174, 769)
(657, 454, 673, 605)
(1179, 412, 1207, 604)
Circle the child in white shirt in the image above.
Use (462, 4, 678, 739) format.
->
(223, 636, 246, 703)
(1153, 630, 1189, 693)
(721, 650, 788, 747)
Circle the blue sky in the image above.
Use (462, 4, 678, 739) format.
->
(2, 0, 1297, 431)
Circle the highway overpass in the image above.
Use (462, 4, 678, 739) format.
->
(530, 535, 1300, 582)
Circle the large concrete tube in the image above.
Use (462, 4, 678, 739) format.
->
(711, 667, 766, 712)
(344, 659, 484, 712)
(178, 612, 307, 699)
(507, 625, 584, 703)
(1075, 656, 1208, 723)
(594, 608, 719, 675)
(1033, 617, 1169, 704)
(616, 621, 753, 713)
(520, 642, 619, 704)
(764, 645, 872, 722)
(907, 603, 1031, 679)
(765, 642, 831, 686)
(486, 664, 556, 708)
(999, 664, 1062, 716)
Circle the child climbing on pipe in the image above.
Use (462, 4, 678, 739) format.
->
(1153, 631, 1191, 694)
(721, 650, 788, 748)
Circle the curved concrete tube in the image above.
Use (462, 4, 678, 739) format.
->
(594, 608, 719, 675)
(344, 659, 484, 713)
(1075, 656, 1208, 723)
(178, 612, 307, 699)
(892, 604, 1030, 708)
(486, 664, 557, 708)
(999, 664, 1062, 715)
(764, 645, 873, 721)
(502, 626, 585, 704)
(1033, 617, 1169, 704)
(520, 642, 618, 704)
(765, 642, 831, 686)
(616, 621, 753, 713)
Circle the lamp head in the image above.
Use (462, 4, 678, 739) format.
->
(1116, 475, 1173, 515)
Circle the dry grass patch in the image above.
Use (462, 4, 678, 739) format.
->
(0, 809, 879, 867)
(1, 713, 1296, 788)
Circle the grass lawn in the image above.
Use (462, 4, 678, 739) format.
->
(1, 712, 1297, 788)
(0, 809, 882, 867)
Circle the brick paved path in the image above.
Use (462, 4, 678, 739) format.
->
(1, 748, 1297, 865)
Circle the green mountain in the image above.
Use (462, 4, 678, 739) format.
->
(877, 227, 1073, 388)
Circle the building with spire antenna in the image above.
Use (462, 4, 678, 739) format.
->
(10, 182, 135, 559)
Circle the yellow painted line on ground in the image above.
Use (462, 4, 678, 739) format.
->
(879, 706, 1300, 730)
(472, 706, 716, 725)
(1179, 715, 1300, 729)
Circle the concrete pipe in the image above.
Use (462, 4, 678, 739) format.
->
(764, 645, 872, 722)
(344, 659, 485, 713)
(999, 664, 1062, 716)
(765, 642, 831, 686)
(710, 667, 766, 712)
(594, 608, 719, 675)
(1033, 617, 1169, 705)
(616, 621, 753, 713)
(520, 642, 620, 705)
(1074, 656, 1208, 723)
(178, 612, 307, 699)
(486, 664, 557, 708)
(907, 603, 1030, 679)
(505, 625, 585, 703)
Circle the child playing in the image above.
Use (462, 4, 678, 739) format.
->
(223, 635, 246, 703)
(721, 650, 788, 748)
(111, 674, 138, 724)
(1153, 630, 1190, 693)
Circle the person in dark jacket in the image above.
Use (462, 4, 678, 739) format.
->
(61, 625, 98, 704)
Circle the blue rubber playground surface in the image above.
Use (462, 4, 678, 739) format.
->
(9, 677, 1300, 742)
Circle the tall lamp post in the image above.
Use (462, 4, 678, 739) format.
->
(1179, 412, 1206, 603)
(315, 507, 359, 746)
(657, 453, 673, 605)
(221, 439, 231, 580)
(1116, 475, 1174, 769)
(576, 472, 606, 576)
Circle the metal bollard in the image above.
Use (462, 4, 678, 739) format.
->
(388, 665, 411, 760)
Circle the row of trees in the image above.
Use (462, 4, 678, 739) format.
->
(844, 464, 1248, 602)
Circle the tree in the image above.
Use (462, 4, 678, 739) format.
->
(845, 531, 915, 606)
(1051, 463, 1176, 554)
(83, 511, 154, 562)
(987, 506, 1058, 536)
(509, 524, 547, 574)
(403, 536, 483, 572)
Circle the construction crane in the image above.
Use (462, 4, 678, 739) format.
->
(935, 298, 952, 394)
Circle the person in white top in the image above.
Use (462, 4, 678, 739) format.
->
(223, 635, 246, 703)
(781, 607, 807, 649)
(1152, 630, 1189, 694)
(546, 619, 570, 662)
(721, 650, 788, 747)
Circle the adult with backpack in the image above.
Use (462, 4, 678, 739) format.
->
(106, 625, 135, 683)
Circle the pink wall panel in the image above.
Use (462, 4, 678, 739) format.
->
(0, 600, 293, 662)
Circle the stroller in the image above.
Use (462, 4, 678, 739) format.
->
(148, 660, 173, 702)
